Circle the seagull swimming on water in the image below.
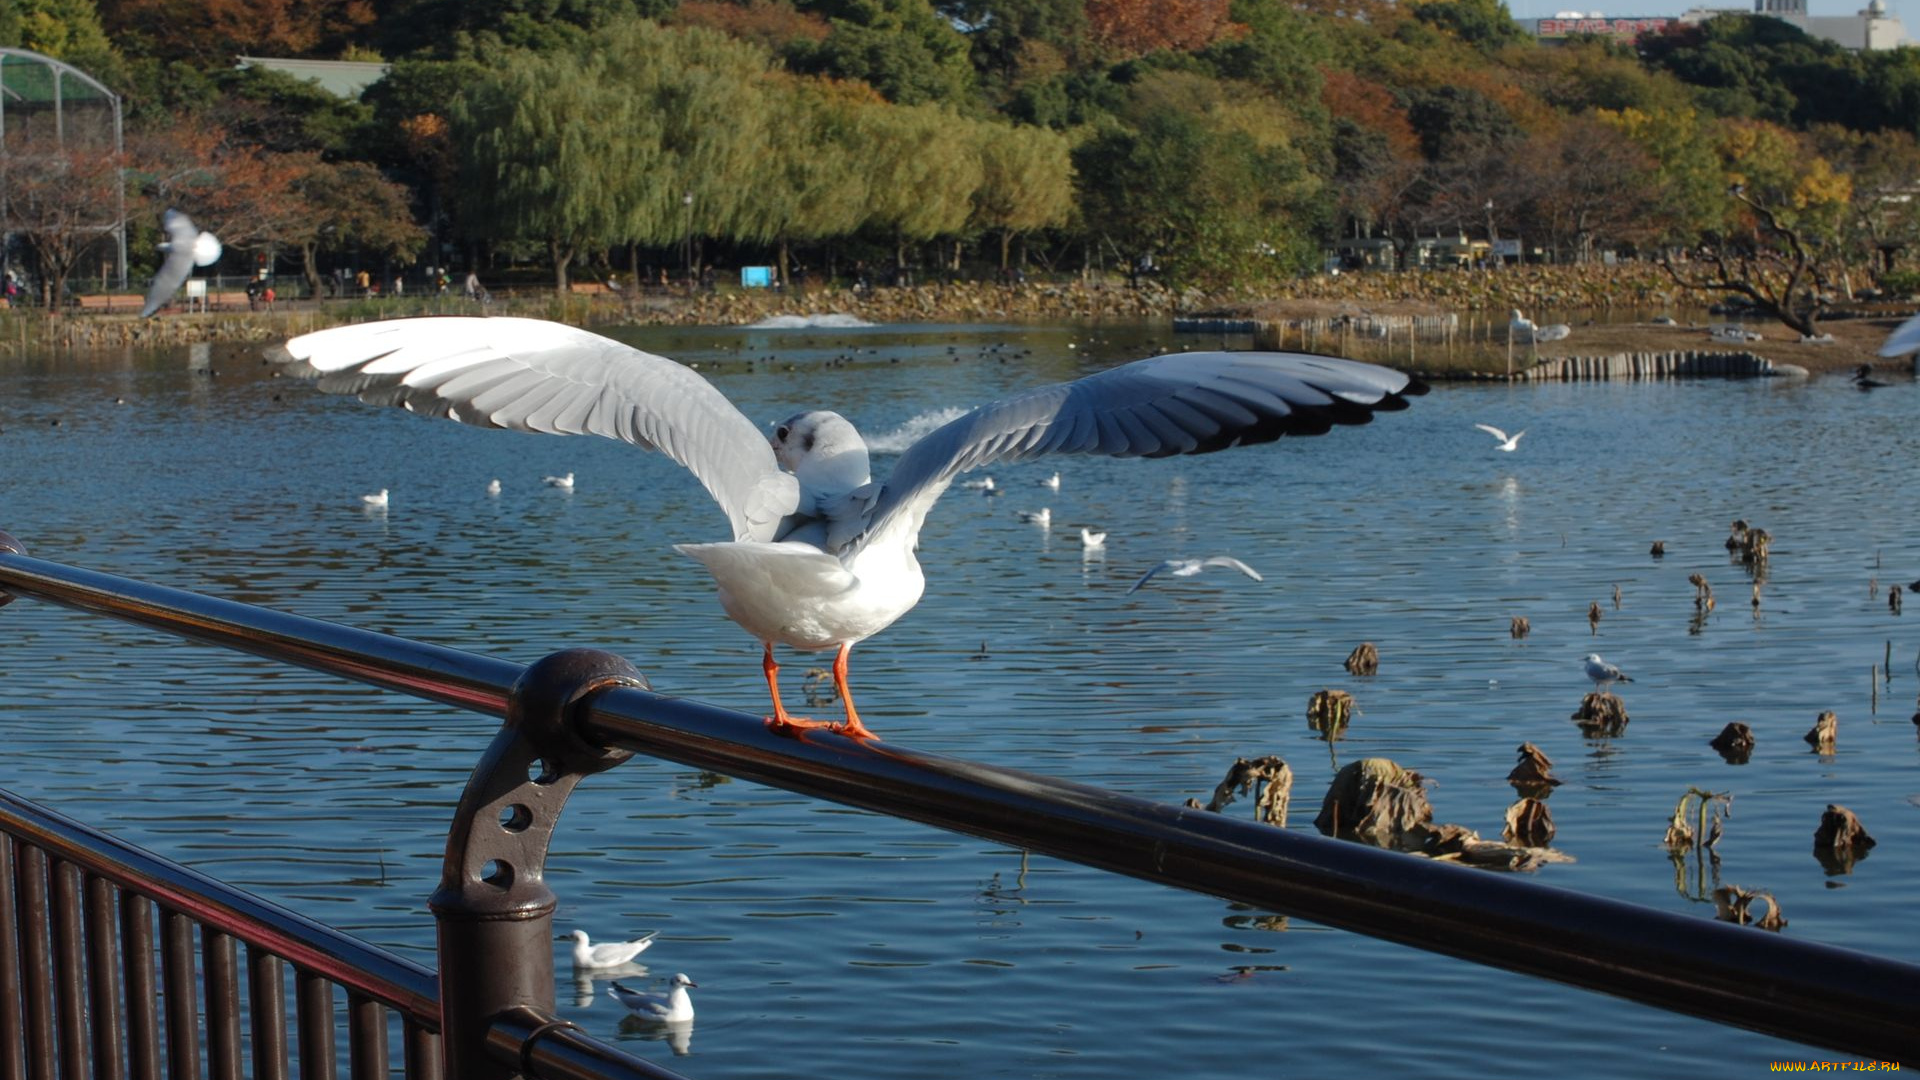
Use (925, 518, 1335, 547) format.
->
(559, 929, 658, 969)
(140, 209, 223, 318)
(544, 471, 575, 490)
(1582, 653, 1633, 692)
(360, 488, 389, 508)
(608, 974, 695, 1022)
(1473, 423, 1526, 452)
(1128, 556, 1264, 595)
(273, 317, 1425, 739)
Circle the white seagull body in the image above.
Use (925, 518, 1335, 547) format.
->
(486, 478, 502, 496)
(1039, 471, 1061, 490)
(544, 472, 575, 490)
(141, 209, 222, 318)
(1080, 528, 1107, 549)
(1582, 653, 1633, 692)
(608, 974, 695, 1022)
(274, 317, 1424, 738)
(1474, 423, 1526, 452)
(1128, 556, 1264, 595)
(1509, 309, 1570, 344)
(960, 476, 995, 490)
(360, 488, 389, 508)
(561, 929, 658, 969)
(1018, 508, 1052, 527)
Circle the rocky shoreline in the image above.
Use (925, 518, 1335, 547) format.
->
(8, 265, 1912, 378)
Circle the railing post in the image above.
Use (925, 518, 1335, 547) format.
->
(428, 648, 646, 1080)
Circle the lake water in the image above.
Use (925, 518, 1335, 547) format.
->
(1, 320, 1916, 1077)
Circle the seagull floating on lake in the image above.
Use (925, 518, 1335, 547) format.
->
(1038, 471, 1061, 490)
(960, 476, 995, 491)
(560, 929, 658, 969)
(140, 209, 222, 318)
(1473, 423, 1526, 452)
(608, 974, 695, 1022)
(1582, 653, 1633, 692)
(1128, 556, 1264, 595)
(360, 488, 388, 508)
(274, 317, 1424, 739)
(1080, 528, 1108, 549)
(544, 471, 575, 490)
(486, 478, 502, 496)
(1018, 507, 1052, 527)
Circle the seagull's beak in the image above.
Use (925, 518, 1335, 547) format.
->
(554, 935, 571, 942)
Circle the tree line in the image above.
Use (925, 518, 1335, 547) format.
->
(3, 0, 1920, 305)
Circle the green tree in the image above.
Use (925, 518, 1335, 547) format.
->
(970, 118, 1075, 269)
(858, 102, 983, 278)
(1409, 0, 1528, 53)
(787, 0, 977, 105)
(736, 76, 873, 287)
(0, 0, 122, 82)
(451, 43, 649, 291)
(285, 159, 427, 297)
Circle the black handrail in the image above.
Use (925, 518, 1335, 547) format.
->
(3, 537, 1917, 1065)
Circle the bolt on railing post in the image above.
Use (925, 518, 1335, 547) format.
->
(428, 648, 646, 1080)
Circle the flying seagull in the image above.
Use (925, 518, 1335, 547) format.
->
(1128, 555, 1265, 595)
(273, 317, 1425, 739)
(1879, 312, 1920, 358)
(140, 209, 222, 318)
(1473, 423, 1526, 452)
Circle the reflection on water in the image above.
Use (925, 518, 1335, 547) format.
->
(2, 323, 1917, 1077)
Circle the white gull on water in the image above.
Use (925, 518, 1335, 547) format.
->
(560, 929, 658, 969)
(608, 974, 696, 1021)
(275, 316, 1424, 739)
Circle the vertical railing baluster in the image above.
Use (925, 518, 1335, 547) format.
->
(246, 946, 288, 1080)
(202, 929, 241, 1080)
(117, 894, 160, 1080)
(401, 1019, 441, 1080)
(294, 970, 335, 1080)
(13, 845, 51, 1080)
(0, 839, 24, 1080)
(47, 860, 86, 1080)
(82, 875, 123, 1080)
(159, 910, 198, 1080)
(345, 994, 386, 1080)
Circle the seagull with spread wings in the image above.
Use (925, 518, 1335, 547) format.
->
(1473, 423, 1526, 452)
(274, 317, 1425, 739)
(140, 209, 222, 318)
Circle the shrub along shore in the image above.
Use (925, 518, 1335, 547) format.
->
(6, 265, 1907, 378)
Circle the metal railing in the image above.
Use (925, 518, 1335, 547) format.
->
(2, 527, 1917, 1077)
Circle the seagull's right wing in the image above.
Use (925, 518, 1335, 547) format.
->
(1473, 423, 1509, 442)
(274, 317, 797, 541)
(139, 209, 203, 318)
(1200, 555, 1263, 582)
(862, 350, 1425, 553)
(1880, 312, 1920, 357)
(1127, 561, 1178, 595)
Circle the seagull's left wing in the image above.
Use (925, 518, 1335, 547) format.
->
(274, 317, 797, 541)
(1200, 555, 1263, 581)
(139, 209, 204, 318)
(859, 350, 1425, 551)
(1473, 423, 1509, 442)
(1881, 312, 1920, 357)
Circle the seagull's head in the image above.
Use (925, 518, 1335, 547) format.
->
(1583, 654, 1604, 666)
(670, 973, 697, 988)
(772, 410, 870, 494)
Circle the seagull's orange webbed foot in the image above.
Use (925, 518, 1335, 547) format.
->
(829, 643, 877, 739)
(761, 643, 879, 740)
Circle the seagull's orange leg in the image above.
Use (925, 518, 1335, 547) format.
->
(762, 643, 809, 730)
(830, 643, 876, 739)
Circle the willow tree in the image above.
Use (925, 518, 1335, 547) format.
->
(555, 19, 779, 274)
(858, 102, 983, 280)
(970, 119, 1075, 271)
(736, 75, 874, 288)
(452, 42, 661, 292)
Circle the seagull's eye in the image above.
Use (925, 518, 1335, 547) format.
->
(774, 425, 789, 442)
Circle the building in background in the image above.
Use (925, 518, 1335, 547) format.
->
(1526, 0, 1912, 48)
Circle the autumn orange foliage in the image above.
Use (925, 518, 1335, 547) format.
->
(1085, 0, 1244, 60)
